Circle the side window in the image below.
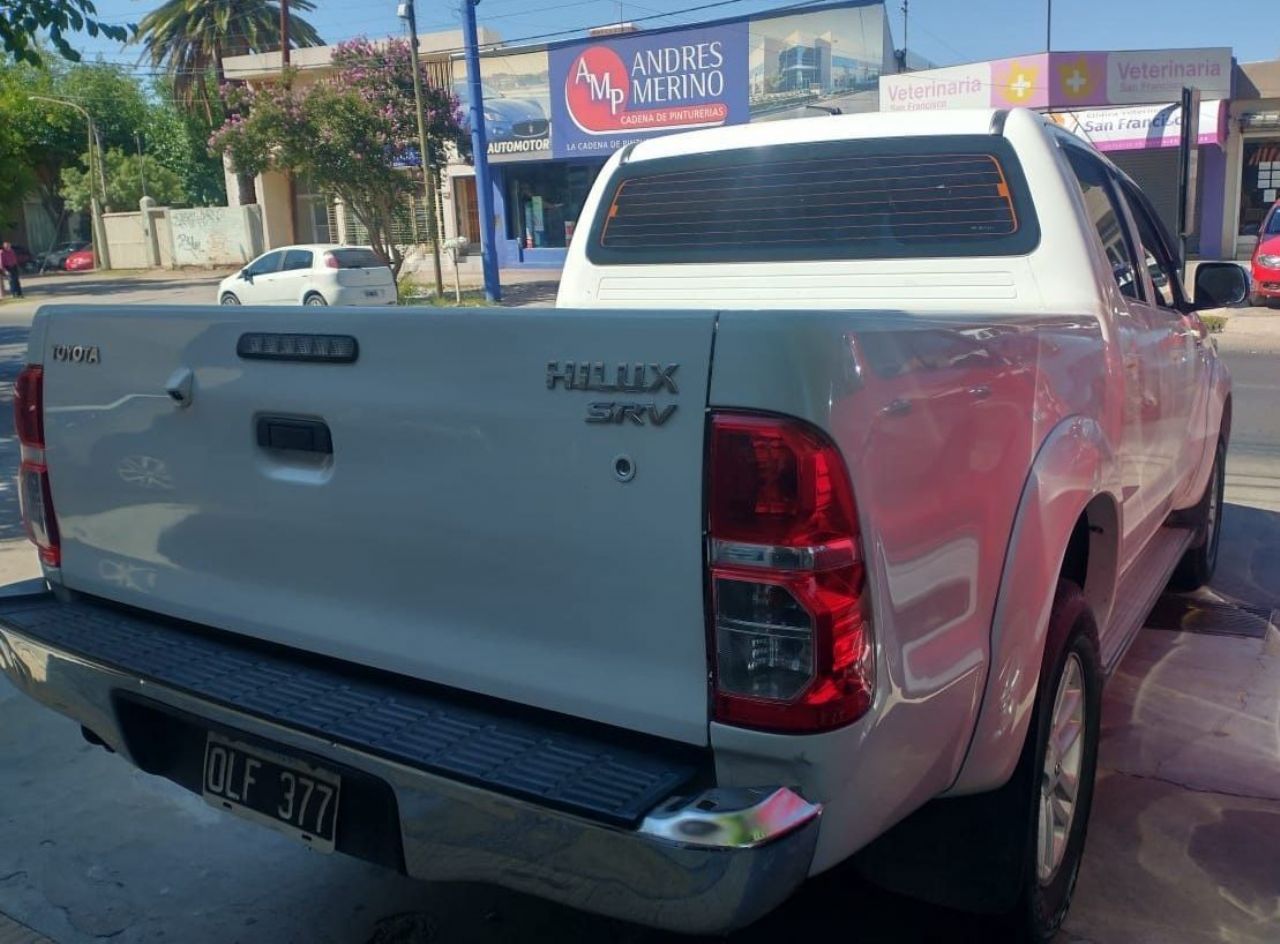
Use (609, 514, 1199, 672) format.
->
(1063, 147, 1144, 302)
(248, 251, 284, 276)
(1117, 181, 1182, 308)
(282, 250, 313, 272)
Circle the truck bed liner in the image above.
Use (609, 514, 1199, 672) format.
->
(0, 587, 700, 828)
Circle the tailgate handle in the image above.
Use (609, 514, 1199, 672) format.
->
(256, 416, 332, 455)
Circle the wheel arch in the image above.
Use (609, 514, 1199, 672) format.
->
(947, 415, 1120, 795)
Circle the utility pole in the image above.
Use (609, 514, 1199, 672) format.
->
(1046, 0, 1052, 51)
(901, 0, 908, 71)
(400, 0, 445, 295)
(135, 133, 148, 199)
(30, 95, 111, 270)
(281, 0, 299, 243)
(463, 0, 500, 302)
(280, 0, 290, 65)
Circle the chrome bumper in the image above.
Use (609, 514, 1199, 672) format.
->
(0, 581, 819, 934)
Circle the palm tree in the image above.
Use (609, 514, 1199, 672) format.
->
(135, 0, 322, 203)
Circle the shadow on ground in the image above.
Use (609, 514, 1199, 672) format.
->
(13, 274, 225, 302)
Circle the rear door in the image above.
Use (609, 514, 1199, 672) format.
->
(331, 248, 394, 301)
(278, 249, 315, 303)
(38, 305, 717, 744)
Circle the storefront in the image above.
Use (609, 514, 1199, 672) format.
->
(1222, 59, 1280, 259)
(443, 0, 895, 267)
(879, 47, 1235, 258)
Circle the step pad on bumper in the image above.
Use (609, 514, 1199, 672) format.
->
(0, 589, 698, 827)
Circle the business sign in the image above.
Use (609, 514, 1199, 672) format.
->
(1047, 99, 1225, 152)
(453, 49, 552, 164)
(881, 47, 1233, 114)
(549, 22, 750, 158)
(880, 61, 989, 112)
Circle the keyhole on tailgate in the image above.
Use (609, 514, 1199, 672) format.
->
(613, 454, 636, 483)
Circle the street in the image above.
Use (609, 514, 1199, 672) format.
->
(0, 282, 1277, 944)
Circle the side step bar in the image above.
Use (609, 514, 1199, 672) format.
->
(1100, 526, 1194, 673)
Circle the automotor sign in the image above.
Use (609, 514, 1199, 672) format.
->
(550, 22, 749, 157)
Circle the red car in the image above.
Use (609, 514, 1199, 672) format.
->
(1252, 200, 1280, 307)
(64, 247, 95, 271)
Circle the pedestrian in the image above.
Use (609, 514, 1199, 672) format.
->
(0, 242, 22, 298)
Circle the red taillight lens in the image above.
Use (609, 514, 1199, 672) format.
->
(19, 463, 60, 566)
(14, 365, 59, 567)
(322, 252, 339, 269)
(708, 413, 872, 733)
(14, 365, 44, 448)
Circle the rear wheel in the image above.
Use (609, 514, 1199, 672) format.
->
(850, 582, 1101, 942)
(304, 292, 327, 307)
(219, 293, 240, 306)
(1014, 589, 1101, 942)
(1169, 438, 1225, 592)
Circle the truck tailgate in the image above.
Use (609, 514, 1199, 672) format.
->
(35, 305, 716, 744)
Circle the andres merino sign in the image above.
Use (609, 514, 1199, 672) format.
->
(549, 22, 749, 158)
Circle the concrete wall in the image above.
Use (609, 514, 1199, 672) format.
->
(102, 211, 150, 269)
(153, 211, 173, 267)
(170, 205, 263, 266)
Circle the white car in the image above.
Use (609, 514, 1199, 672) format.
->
(218, 244, 396, 307)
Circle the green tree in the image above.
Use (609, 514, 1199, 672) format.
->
(211, 40, 467, 279)
(135, 0, 322, 204)
(60, 147, 186, 211)
(1, 0, 130, 65)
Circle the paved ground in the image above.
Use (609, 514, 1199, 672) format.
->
(0, 285, 1277, 943)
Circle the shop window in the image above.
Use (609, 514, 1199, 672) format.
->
(505, 162, 603, 249)
(1240, 140, 1280, 237)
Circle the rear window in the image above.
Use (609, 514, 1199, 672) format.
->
(329, 248, 386, 269)
(589, 135, 1039, 265)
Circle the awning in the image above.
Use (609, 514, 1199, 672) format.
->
(1047, 99, 1225, 152)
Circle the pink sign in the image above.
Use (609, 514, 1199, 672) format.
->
(880, 47, 1232, 113)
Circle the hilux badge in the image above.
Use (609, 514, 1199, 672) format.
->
(547, 360, 679, 426)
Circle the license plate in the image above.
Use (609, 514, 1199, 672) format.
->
(364, 289, 380, 298)
(202, 732, 341, 852)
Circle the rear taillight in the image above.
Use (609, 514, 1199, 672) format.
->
(14, 365, 60, 567)
(707, 413, 872, 733)
(322, 252, 339, 269)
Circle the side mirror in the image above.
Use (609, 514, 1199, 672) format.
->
(240, 269, 253, 283)
(1192, 262, 1250, 309)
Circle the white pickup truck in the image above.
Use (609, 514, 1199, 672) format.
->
(0, 108, 1248, 941)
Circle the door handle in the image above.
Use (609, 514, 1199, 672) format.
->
(256, 416, 332, 454)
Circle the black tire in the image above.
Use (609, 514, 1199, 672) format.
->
(1009, 580, 1103, 943)
(219, 293, 240, 306)
(304, 292, 327, 306)
(850, 581, 1101, 943)
(1168, 438, 1225, 592)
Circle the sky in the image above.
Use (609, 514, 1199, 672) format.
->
(71, 0, 1278, 76)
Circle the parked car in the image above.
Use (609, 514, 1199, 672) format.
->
(38, 240, 90, 272)
(63, 247, 95, 271)
(0, 108, 1249, 942)
(218, 244, 396, 307)
(1250, 199, 1280, 306)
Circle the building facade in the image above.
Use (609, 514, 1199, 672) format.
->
(880, 47, 1237, 258)
(222, 1, 895, 269)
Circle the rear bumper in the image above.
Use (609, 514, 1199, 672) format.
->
(0, 580, 819, 934)
(329, 286, 396, 306)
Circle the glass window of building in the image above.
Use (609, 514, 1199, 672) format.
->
(504, 162, 604, 249)
(1240, 140, 1280, 237)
